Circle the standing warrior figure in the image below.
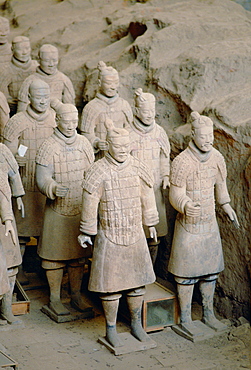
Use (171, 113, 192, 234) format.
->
(0, 152, 25, 325)
(0, 91, 10, 139)
(80, 61, 133, 156)
(78, 122, 159, 348)
(17, 44, 75, 112)
(168, 111, 239, 339)
(0, 17, 11, 71)
(0, 36, 38, 117)
(36, 102, 94, 316)
(3, 79, 56, 283)
(130, 88, 170, 266)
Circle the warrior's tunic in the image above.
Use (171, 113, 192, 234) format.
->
(80, 153, 159, 293)
(3, 106, 56, 236)
(168, 142, 230, 278)
(80, 93, 133, 149)
(18, 66, 75, 111)
(129, 118, 170, 237)
(36, 128, 94, 261)
(0, 184, 13, 296)
(0, 143, 24, 269)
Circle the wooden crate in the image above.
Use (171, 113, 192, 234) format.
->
(142, 282, 179, 332)
(0, 350, 18, 369)
(12, 279, 30, 315)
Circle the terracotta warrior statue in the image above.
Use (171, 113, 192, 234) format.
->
(17, 44, 75, 112)
(0, 17, 11, 72)
(36, 102, 94, 316)
(78, 121, 159, 348)
(80, 61, 133, 156)
(0, 144, 25, 325)
(168, 111, 239, 338)
(0, 36, 38, 117)
(3, 79, 56, 284)
(0, 91, 10, 139)
(130, 88, 170, 266)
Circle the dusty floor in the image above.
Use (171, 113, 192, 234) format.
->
(0, 273, 250, 370)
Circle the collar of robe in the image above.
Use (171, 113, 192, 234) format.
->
(188, 140, 213, 163)
(132, 116, 155, 134)
(96, 92, 119, 105)
(54, 126, 77, 146)
(105, 151, 131, 170)
(26, 104, 50, 122)
(11, 56, 32, 70)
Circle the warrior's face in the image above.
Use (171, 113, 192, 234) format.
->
(29, 87, 50, 114)
(192, 125, 214, 152)
(136, 101, 155, 126)
(58, 112, 78, 138)
(108, 135, 130, 163)
(40, 51, 58, 75)
(99, 75, 119, 98)
(13, 41, 31, 63)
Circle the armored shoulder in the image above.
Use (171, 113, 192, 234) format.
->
(36, 136, 57, 166)
(120, 98, 133, 124)
(82, 158, 108, 194)
(0, 92, 9, 115)
(213, 148, 227, 180)
(3, 113, 26, 142)
(80, 98, 103, 133)
(76, 134, 95, 164)
(170, 149, 191, 187)
(131, 156, 154, 188)
(156, 125, 170, 158)
(0, 143, 19, 173)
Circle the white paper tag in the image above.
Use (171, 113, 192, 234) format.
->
(17, 144, 28, 157)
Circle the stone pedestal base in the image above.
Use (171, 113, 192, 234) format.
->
(41, 302, 94, 323)
(172, 320, 228, 342)
(98, 332, 157, 356)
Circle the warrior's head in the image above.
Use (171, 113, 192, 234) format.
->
(105, 118, 130, 163)
(12, 36, 31, 63)
(55, 102, 78, 138)
(134, 88, 155, 126)
(0, 17, 10, 45)
(98, 61, 119, 98)
(39, 44, 58, 75)
(28, 79, 50, 114)
(191, 111, 214, 153)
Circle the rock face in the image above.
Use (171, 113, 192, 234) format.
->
(1, 0, 250, 320)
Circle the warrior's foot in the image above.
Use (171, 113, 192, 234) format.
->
(180, 321, 203, 336)
(106, 325, 123, 348)
(131, 323, 151, 342)
(1, 311, 22, 325)
(49, 300, 70, 316)
(202, 315, 228, 332)
(71, 295, 92, 313)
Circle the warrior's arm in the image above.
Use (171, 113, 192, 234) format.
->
(36, 163, 57, 199)
(141, 180, 159, 227)
(62, 76, 76, 105)
(79, 189, 100, 236)
(169, 183, 192, 214)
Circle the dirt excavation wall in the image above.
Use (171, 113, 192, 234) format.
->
(1, 0, 250, 320)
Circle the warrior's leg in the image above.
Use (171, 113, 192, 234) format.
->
(100, 293, 123, 348)
(17, 237, 29, 285)
(176, 276, 203, 336)
(1, 268, 22, 324)
(200, 275, 227, 331)
(68, 261, 92, 312)
(44, 259, 70, 316)
(127, 286, 150, 342)
(147, 238, 160, 267)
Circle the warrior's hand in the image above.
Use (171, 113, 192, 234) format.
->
(4, 220, 16, 245)
(54, 185, 69, 198)
(162, 176, 170, 189)
(222, 203, 240, 229)
(97, 140, 108, 151)
(78, 234, 92, 249)
(149, 226, 157, 243)
(184, 201, 201, 217)
(16, 197, 25, 218)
